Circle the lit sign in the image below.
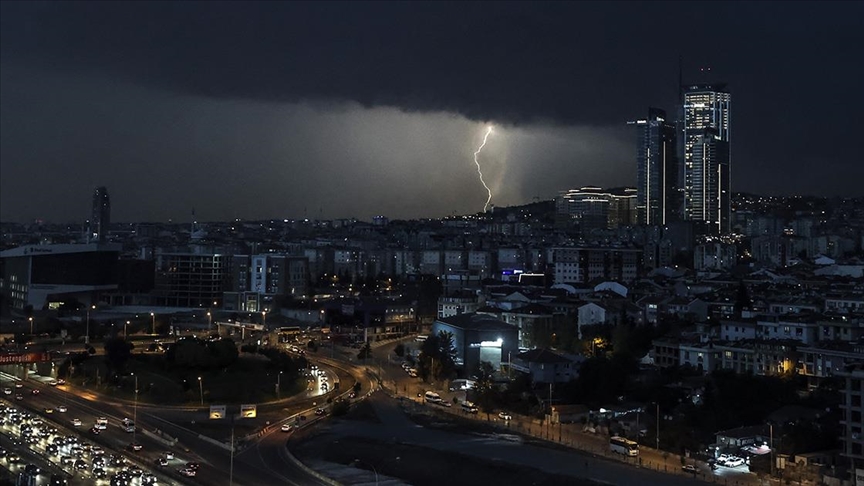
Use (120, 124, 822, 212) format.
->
(469, 338, 503, 348)
(209, 405, 226, 420)
(0, 352, 52, 364)
(240, 404, 257, 418)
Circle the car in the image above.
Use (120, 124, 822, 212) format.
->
(178, 468, 197, 477)
(315, 408, 326, 416)
(74, 459, 88, 470)
(141, 473, 158, 485)
(71, 418, 82, 427)
(61, 456, 76, 466)
(24, 464, 40, 475)
(49, 474, 68, 486)
(92, 457, 107, 468)
(90, 426, 101, 435)
(15, 383, 23, 389)
(725, 457, 745, 467)
(91, 446, 104, 456)
(31, 389, 40, 395)
(57, 379, 66, 385)
(48, 380, 59, 386)
(155, 457, 168, 467)
(163, 451, 174, 460)
(128, 443, 143, 451)
(122, 417, 134, 426)
(57, 405, 67, 413)
(348, 391, 357, 398)
(682, 464, 698, 474)
(7, 452, 22, 463)
(185, 462, 200, 471)
(2, 388, 10, 395)
(15, 394, 23, 401)
(498, 411, 513, 421)
(45, 407, 55, 414)
(281, 423, 294, 432)
(93, 468, 107, 479)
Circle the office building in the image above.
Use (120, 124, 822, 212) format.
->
(630, 108, 680, 226)
(556, 186, 637, 231)
(0, 243, 121, 312)
(682, 84, 731, 234)
(90, 186, 111, 242)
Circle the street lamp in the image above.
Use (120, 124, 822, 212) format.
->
(197, 376, 203, 406)
(86, 305, 95, 344)
(207, 312, 212, 331)
(262, 310, 267, 327)
(150, 312, 155, 335)
(125, 320, 130, 338)
(132, 373, 138, 444)
(277, 371, 283, 399)
(29, 317, 33, 335)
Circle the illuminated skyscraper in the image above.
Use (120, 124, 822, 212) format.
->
(630, 108, 679, 226)
(682, 83, 731, 234)
(90, 186, 110, 242)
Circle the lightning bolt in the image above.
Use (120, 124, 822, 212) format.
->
(473, 125, 494, 212)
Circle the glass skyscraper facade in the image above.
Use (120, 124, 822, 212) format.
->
(631, 108, 679, 226)
(682, 84, 731, 234)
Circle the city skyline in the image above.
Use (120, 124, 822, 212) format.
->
(1, 1, 863, 224)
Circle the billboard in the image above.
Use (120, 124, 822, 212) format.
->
(240, 404, 257, 418)
(0, 352, 52, 364)
(209, 405, 226, 420)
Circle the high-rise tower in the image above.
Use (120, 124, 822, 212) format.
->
(630, 108, 679, 226)
(90, 186, 111, 242)
(682, 83, 731, 234)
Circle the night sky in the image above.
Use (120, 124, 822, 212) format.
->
(1, 1, 862, 223)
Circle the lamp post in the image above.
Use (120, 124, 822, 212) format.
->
(262, 310, 267, 328)
(207, 312, 212, 331)
(656, 403, 660, 451)
(29, 317, 33, 335)
(277, 371, 283, 399)
(132, 373, 138, 444)
(198, 376, 204, 406)
(86, 305, 95, 344)
(125, 320, 130, 338)
(150, 312, 155, 335)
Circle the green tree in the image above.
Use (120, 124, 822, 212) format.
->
(208, 338, 239, 368)
(474, 361, 498, 420)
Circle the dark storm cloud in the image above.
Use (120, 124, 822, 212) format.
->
(1, 1, 863, 223)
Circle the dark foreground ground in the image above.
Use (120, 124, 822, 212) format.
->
(291, 399, 609, 486)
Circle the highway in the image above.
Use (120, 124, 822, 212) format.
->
(0, 344, 364, 486)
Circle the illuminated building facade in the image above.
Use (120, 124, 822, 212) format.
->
(682, 84, 731, 234)
(630, 108, 679, 226)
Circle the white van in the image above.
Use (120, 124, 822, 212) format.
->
(424, 391, 442, 403)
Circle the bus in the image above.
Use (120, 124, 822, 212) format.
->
(609, 436, 639, 457)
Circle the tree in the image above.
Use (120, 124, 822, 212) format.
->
(474, 361, 498, 420)
(394, 343, 405, 358)
(357, 342, 372, 360)
(103, 337, 132, 377)
(307, 340, 318, 352)
(208, 338, 239, 368)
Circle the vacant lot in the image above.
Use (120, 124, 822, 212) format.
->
(292, 399, 604, 486)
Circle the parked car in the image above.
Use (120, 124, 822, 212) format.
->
(682, 464, 698, 474)
(498, 412, 512, 421)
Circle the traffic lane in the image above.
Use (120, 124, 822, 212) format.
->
(6, 388, 187, 485)
(0, 428, 79, 486)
